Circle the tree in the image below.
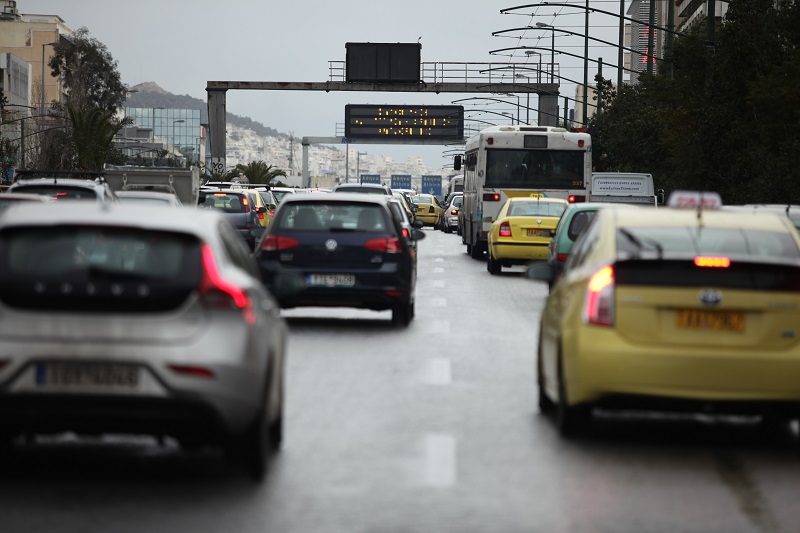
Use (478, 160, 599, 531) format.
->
(48, 27, 128, 114)
(67, 104, 129, 171)
(235, 160, 287, 184)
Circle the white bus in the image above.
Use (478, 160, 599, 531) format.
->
(461, 125, 592, 258)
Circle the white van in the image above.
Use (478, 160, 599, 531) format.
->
(590, 172, 663, 206)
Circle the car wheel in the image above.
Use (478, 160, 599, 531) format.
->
(466, 241, 473, 255)
(556, 355, 591, 438)
(537, 335, 554, 414)
(392, 299, 412, 327)
(444, 225, 451, 234)
(487, 251, 501, 275)
(239, 407, 270, 481)
(470, 241, 483, 259)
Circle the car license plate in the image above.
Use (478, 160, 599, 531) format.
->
(675, 309, 745, 332)
(35, 363, 140, 388)
(307, 274, 356, 288)
(526, 229, 549, 237)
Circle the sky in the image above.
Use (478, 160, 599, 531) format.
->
(24, 0, 627, 169)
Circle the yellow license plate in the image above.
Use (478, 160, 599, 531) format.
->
(526, 229, 545, 237)
(675, 309, 745, 332)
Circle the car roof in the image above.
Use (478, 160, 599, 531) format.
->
(606, 206, 795, 231)
(10, 178, 108, 190)
(508, 197, 567, 203)
(116, 190, 179, 198)
(0, 193, 52, 201)
(0, 202, 223, 237)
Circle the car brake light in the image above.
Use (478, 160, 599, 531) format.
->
(199, 244, 255, 323)
(568, 195, 586, 203)
(269, 211, 275, 217)
(483, 193, 501, 201)
(557, 253, 568, 262)
(168, 364, 215, 379)
(499, 222, 512, 237)
(583, 265, 614, 327)
(401, 228, 410, 238)
(365, 237, 402, 253)
(261, 235, 299, 251)
(242, 197, 250, 213)
(450, 209, 458, 215)
(694, 256, 731, 268)
(258, 212, 264, 220)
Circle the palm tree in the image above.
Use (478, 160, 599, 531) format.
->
(235, 160, 286, 184)
(67, 104, 129, 170)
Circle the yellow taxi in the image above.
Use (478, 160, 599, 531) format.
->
(411, 194, 442, 227)
(487, 197, 568, 275)
(530, 191, 800, 437)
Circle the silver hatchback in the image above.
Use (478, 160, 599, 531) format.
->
(0, 203, 287, 480)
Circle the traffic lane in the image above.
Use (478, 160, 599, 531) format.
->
(0, 229, 798, 533)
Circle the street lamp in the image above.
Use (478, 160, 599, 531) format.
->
(356, 151, 367, 181)
(40, 41, 59, 115)
(534, 22, 555, 82)
(172, 119, 185, 159)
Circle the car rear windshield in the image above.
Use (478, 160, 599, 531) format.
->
(118, 196, 173, 205)
(412, 195, 436, 205)
(15, 186, 98, 201)
(200, 192, 249, 213)
(275, 202, 391, 233)
(616, 226, 800, 260)
(486, 149, 585, 189)
(0, 226, 202, 312)
(507, 201, 566, 217)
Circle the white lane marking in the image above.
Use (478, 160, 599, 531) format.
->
(433, 267, 445, 273)
(422, 358, 452, 385)
(434, 257, 445, 263)
(431, 297, 447, 307)
(433, 280, 446, 288)
(423, 434, 457, 487)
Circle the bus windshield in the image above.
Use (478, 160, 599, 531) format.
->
(486, 149, 585, 189)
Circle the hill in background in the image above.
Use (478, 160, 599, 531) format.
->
(124, 82, 286, 139)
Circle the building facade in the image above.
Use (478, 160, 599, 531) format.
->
(124, 107, 206, 164)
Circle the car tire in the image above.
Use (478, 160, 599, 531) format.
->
(556, 355, 591, 438)
(444, 225, 452, 234)
(537, 336, 555, 414)
(239, 407, 270, 481)
(268, 371, 285, 449)
(487, 252, 501, 275)
(392, 299, 412, 327)
(470, 241, 483, 259)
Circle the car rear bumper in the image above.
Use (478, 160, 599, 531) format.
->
(565, 327, 800, 409)
(491, 242, 550, 261)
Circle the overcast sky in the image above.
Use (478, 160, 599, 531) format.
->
(24, 0, 625, 168)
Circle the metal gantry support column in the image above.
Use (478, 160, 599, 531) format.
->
(207, 89, 227, 175)
(302, 140, 310, 188)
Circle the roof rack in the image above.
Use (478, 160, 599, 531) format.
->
(12, 169, 107, 184)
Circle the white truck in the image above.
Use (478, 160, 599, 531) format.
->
(590, 172, 663, 206)
(103, 165, 201, 205)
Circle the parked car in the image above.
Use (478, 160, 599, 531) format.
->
(255, 193, 425, 326)
(529, 192, 800, 437)
(0, 203, 287, 480)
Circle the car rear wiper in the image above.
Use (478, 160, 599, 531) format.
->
(619, 228, 664, 260)
(328, 227, 358, 232)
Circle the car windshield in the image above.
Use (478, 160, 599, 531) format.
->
(616, 226, 800, 259)
(275, 202, 389, 232)
(507, 201, 566, 217)
(14, 186, 98, 201)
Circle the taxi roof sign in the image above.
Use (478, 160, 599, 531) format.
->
(667, 191, 723, 209)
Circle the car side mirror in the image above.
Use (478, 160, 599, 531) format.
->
(656, 189, 665, 206)
(411, 229, 426, 241)
(268, 204, 277, 212)
(525, 262, 555, 284)
(453, 155, 462, 171)
(412, 220, 424, 229)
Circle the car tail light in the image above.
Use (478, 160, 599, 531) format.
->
(401, 228, 410, 238)
(483, 193, 501, 201)
(450, 209, 458, 215)
(269, 210, 275, 217)
(168, 364, 215, 379)
(557, 253, 568, 262)
(242, 197, 250, 213)
(568, 195, 586, 203)
(694, 256, 731, 268)
(258, 212, 265, 220)
(365, 238, 402, 254)
(199, 244, 255, 324)
(499, 222, 512, 237)
(261, 235, 299, 251)
(583, 265, 615, 327)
